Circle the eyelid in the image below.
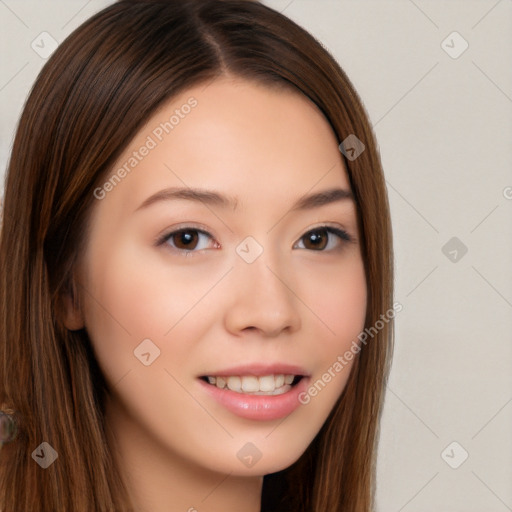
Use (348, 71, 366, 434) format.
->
(301, 222, 355, 242)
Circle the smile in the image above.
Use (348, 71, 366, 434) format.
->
(200, 374, 304, 395)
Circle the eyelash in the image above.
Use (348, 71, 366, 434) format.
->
(155, 224, 354, 257)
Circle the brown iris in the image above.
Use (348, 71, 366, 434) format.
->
(171, 230, 200, 250)
(302, 229, 328, 250)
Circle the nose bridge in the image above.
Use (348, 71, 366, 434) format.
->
(224, 237, 301, 336)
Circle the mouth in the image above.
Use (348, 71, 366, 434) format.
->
(199, 374, 305, 396)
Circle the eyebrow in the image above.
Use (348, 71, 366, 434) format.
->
(134, 186, 354, 213)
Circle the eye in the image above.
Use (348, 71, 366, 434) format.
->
(294, 226, 353, 251)
(157, 227, 217, 256)
(156, 224, 354, 256)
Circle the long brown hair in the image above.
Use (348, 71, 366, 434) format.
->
(0, 0, 394, 510)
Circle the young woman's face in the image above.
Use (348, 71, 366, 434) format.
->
(67, 76, 367, 476)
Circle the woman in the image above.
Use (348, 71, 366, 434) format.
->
(0, 0, 394, 510)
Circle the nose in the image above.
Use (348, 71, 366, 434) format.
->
(223, 254, 302, 338)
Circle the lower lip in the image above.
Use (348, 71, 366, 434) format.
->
(198, 376, 310, 421)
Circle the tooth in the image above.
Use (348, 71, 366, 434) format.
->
(272, 384, 291, 395)
(258, 375, 276, 392)
(252, 384, 292, 396)
(208, 374, 297, 394)
(227, 376, 241, 392)
(275, 374, 285, 388)
(241, 376, 260, 392)
(241, 375, 260, 393)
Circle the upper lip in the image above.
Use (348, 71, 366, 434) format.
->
(199, 363, 310, 378)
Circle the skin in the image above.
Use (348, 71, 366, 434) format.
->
(63, 76, 367, 512)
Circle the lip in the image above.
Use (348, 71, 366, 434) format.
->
(198, 375, 310, 421)
(198, 363, 310, 378)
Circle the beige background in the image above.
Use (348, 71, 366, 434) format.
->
(1, 1, 511, 510)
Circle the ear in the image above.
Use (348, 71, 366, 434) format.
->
(59, 276, 85, 331)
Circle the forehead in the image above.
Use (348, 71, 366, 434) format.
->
(98, 76, 352, 216)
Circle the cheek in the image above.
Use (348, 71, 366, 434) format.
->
(102, 239, 230, 325)
(287, 257, 366, 430)
(304, 254, 367, 348)
(80, 241, 219, 380)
